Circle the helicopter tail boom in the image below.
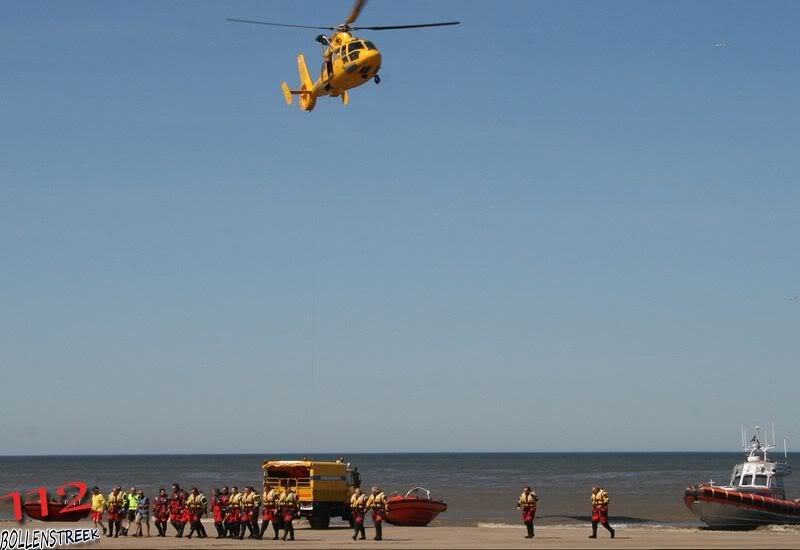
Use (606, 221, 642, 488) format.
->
(296, 54, 317, 111)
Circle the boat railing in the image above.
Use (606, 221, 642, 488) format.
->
(404, 487, 432, 499)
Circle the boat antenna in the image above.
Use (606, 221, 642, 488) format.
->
(772, 423, 776, 449)
(741, 425, 746, 450)
(785, 438, 788, 459)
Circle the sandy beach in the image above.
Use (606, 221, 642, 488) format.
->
(7, 519, 800, 549)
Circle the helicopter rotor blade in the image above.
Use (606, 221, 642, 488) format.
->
(226, 18, 334, 31)
(351, 21, 460, 31)
(345, 0, 368, 26)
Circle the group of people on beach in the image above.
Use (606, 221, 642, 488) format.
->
(90, 482, 304, 541)
(90, 482, 389, 542)
(517, 485, 615, 540)
(89, 481, 613, 542)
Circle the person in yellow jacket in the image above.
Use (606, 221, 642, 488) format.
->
(91, 486, 106, 536)
(106, 486, 126, 538)
(239, 486, 260, 539)
(366, 487, 387, 541)
(349, 488, 368, 541)
(517, 486, 538, 539)
(186, 487, 208, 539)
(589, 487, 614, 539)
(122, 486, 138, 536)
(260, 486, 282, 540)
(279, 487, 298, 541)
(227, 486, 242, 539)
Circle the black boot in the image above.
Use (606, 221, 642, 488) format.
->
(603, 522, 615, 538)
(589, 521, 598, 538)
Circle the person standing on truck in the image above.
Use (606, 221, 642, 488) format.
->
(589, 486, 615, 539)
(260, 485, 281, 540)
(280, 486, 298, 541)
(366, 486, 387, 541)
(517, 486, 538, 538)
(350, 487, 368, 540)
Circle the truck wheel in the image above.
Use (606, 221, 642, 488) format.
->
(309, 512, 330, 529)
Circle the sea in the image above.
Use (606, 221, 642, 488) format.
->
(2, 453, 798, 528)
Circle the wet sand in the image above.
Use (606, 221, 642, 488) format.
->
(7, 519, 800, 549)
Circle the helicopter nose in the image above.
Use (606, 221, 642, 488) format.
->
(362, 49, 381, 75)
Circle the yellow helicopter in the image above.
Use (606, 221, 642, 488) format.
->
(228, 0, 459, 111)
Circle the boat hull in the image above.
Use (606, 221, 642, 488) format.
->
(685, 486, 800, 529)
(23, 502, 90, 522)
(385, 496, 447, 527)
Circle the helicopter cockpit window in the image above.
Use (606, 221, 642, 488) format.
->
(364, 41, 375, 50)
(347, 41, 365, 52)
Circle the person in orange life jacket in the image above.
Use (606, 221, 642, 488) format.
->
(106, 486, 126, 538)
(366, 487, 387, 541)
(260, 486, 282, 540)
(350, 487, 368, 541)
(152, 488, 170, 537)
(517, 486, 538, 539)
(227, 486, 242, 539)
(280, 486, 299, 541)
(186, 487, 208, 539)
(589, 487, 615, 539)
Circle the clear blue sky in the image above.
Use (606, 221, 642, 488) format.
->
(2, 1, 798, 454)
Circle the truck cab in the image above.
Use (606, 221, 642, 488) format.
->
(262, 459, 361, 529)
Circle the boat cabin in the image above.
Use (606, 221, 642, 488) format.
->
(725, 436, 792, 498)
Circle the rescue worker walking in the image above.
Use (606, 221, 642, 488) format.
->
(589, 486, 615, 539)
(227, 486, 242, 539)
(260, 485, 281, 540)
(350, 487, 368, 540)
(211, 488, 225, 538)
(240, 486, 258, 539)
(169, 483, 187, 537)
(219, 487, 230, 537)
(106, 486, 125, 538)
(517, 486, 538, 538)
(250, 486, 262, 538)
(186, 487, 208, 539)
(366, 486, 387, 541)
(279, 486, 298, 541)
(152, 488, 169, 537)
(90, 486, 106, 536)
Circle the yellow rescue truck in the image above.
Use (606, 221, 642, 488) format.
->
(262, 459, 361, 529)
